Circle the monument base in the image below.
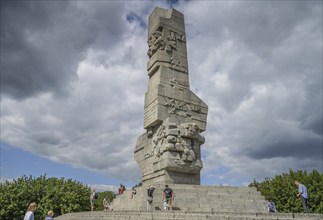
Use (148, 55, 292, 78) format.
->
(55, 184, 322, 220)
(141, 169, 200, 185)
(56, 210, 322, 220)
(111, 184, 268, 212)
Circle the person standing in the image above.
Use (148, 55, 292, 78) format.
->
(45, 210, 54, 220)
(103, 196, 110, 211)
(147, 185, 155, 211)
(267, 201, 277, 213)
(118, 184, 126, 194)
(130, 187, 137, 199)
(294, 180, 309, 213)
(23, 202, 37, 220)
(162, 185, 174, 211)
(90, 188, 97, 211)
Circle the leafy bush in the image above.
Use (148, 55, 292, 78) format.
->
(0, 175, 91, 220)
(249, 169, 323, 214)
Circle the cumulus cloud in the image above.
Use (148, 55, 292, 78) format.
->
(182, 1, 322, 184)
(1, 1, 322, 185)
(1, 1, 131, 100)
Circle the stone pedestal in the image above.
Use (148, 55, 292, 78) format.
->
(56, 184, 323, 220)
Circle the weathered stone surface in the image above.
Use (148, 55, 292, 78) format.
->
(135, 7, 208, 185)
(56, 205, 323, 220)
(57, 185, 323, 219)
(56, 211, 323, 220)
(111, 184, 269, 212)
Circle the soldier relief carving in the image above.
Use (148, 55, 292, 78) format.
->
(147, 27, 187, 72)
(150, 121, 205, 171)
(147, 29, 165, 57)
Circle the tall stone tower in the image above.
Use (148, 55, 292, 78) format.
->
(134, 7, 208, 185)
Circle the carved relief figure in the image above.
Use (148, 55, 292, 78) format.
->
(182, 123, 205, 168)
(164, 97, 204, 119)
(166, 31, 177, 54)
(147, 28, 188, 73)
(152, 123, 166, 157)
(147, 30, 165, 58)
(151, 121, 204, 170)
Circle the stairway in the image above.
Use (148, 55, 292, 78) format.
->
(55, 184, 323, 220)
(111, 184, 268, 213)
(55, 210, 322, 220)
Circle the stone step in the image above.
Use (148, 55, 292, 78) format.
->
(118, 186, 262, 195)
(112, 201, 268, 211)
(115, 190, 265, 202)
(115, 198, 267, 207)
(127, 184, 263, 194)
(116, 199, 267, 205)
(55, 210, 323, 220)
(111, 185, 268, 213)
(117, 189, 264, 197)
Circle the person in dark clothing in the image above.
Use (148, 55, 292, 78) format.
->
(267, 201, 277, 213)
(162, 185, 174, 210)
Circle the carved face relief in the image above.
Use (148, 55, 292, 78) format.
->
(150, 121, 203, 166)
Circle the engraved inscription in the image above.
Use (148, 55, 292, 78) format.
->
(144, 99, 158, 127)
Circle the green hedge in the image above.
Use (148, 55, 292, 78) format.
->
(0, 175, 91, 220)
(249, 169, 323, 213)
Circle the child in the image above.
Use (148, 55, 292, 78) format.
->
(103, 196, 110, 211)
(45, 210, 54, 220)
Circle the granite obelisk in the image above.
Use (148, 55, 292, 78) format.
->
(134, 7, 208, 185)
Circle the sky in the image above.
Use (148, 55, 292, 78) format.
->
(1, 0, 322, 191)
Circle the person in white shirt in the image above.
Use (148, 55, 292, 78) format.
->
(23, 202, 37, 220)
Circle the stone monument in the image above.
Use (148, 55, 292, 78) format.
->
(134, 7, 208, 185)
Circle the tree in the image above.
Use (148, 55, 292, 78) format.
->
(0, 175, 91, 220)
(249, 169, 323, 214)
